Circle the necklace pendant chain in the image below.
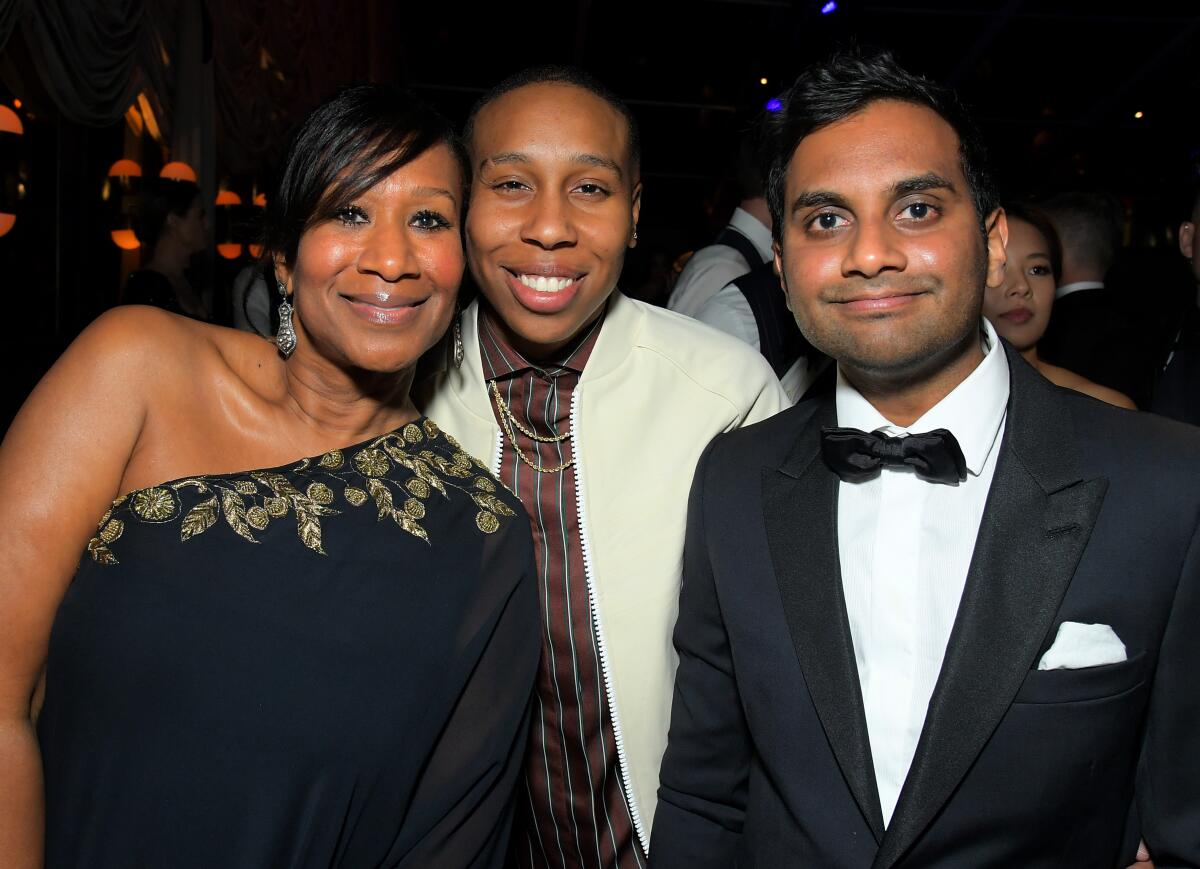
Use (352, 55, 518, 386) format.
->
(489, 379, 574, 474)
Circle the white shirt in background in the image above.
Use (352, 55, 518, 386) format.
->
(668, 207, 773, 317)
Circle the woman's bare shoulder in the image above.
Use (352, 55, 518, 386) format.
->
(1038, 361, 1137, 410)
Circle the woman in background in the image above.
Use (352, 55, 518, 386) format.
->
(0, 85, 537, 868)
(123, 177, 211, 319)
(984, 201, 1137, 408)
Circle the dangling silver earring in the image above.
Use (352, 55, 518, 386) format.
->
(452, 307, 465, 368)
(276, 279, 297, 358)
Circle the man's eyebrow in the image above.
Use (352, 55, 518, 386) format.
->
(890, 173, 956, 198)
(790, 190, 849, 214)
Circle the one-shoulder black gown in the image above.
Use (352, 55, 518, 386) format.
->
(37, 417, 538, 868)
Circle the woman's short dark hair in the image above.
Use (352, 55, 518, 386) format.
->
(263, 84, 466, 269)
(134, 178, 201, 252)
(1005, 201, 1064, 285)
(765, 50, 998, 243)
(463, 65, 641, 177)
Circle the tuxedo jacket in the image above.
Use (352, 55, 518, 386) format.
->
(650, 347, 1200, 868)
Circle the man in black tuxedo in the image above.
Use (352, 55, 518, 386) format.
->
(1038, 191, 1156, 407)
(1152, 182, 1200, 426)
(650, 51, 1200, 869)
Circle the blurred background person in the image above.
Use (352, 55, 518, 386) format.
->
(123, 177, 211, 320)
(668, 127, 773, 317)
(984, 201, 1135, 408)
(230, 260, 273, 335)
(1151, 181, 1200, 425)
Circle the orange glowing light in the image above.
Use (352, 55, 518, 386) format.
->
(160, 161, 197, 182)
(0, 105, 23, 135)
(108, 159, 143, 178)
(12, 99, 21, 109)
(253, 192, 267, 207)
(111, 229, 141, 250)
(1134, 111, 1144, 119)
(215, 190, 242, 206)
(248, 244, 264, 258)
(217, 243, 243, 259)
(0, 213, 15, 237)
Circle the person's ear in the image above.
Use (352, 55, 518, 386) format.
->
(1180, 221, 1195, 260)
(628, 181, 643, 249)
(983, 207, 1009, 289)
(774, 242, 793, 313)
(273, 255, 292, 296)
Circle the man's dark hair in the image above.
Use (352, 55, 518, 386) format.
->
(134, 178, 202, 252)
(463, 64, 641, 177)
(1040, 191, 1123, 275)
(765, 50, 998, 243)
(263, 84, 466, 268)
(1005, 201, 1064, 284)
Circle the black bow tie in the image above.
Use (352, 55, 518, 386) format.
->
(821, 426, 968, 485)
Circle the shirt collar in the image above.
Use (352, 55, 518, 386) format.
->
(1055, 280, 1104, 300)
(728, 207, 774, 263)
(835, 319, 1010, 476)
(477, 303, 605, 381)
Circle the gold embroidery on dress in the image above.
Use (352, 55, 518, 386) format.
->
(86, 418, 515, 564)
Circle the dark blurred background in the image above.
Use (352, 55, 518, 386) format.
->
(1, 0, 1197, 429)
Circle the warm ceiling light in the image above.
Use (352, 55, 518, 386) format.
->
(217, 242, 243, 259)
(1134, 111, 1144, 119)
(253, 192, 267, 207)
(0, 105, 23, 135)
(160, 161, 197, 182)
(108, 159, 142, 178)
(759, 77, 768, 85)
(248, 244, 264, 258)
(12, 99, 21, 109)
(215, 190, 242, 206)
(0, 213, 15, 237)
(111, 228, 141, 250)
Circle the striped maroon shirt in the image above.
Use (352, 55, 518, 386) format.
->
(478, 306, 645, 869)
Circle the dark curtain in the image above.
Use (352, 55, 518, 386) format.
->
(21, 0, 144, 126)
(0, 0, 21, 56)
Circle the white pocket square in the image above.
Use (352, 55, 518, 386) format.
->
(1037, 622, 1127, 671)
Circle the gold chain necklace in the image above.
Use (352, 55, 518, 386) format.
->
(490, 380, 574, 474)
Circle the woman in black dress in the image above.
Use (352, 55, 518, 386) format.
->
(0, 86, 538, 868)
(123, 177, 211, 320)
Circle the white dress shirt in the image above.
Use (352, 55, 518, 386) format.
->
(835, 319, 1010, 827)
(1055, 279, 1104, 300)
(668, 207, 773, 317)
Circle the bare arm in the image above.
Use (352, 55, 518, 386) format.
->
(0, 308, 162, 866)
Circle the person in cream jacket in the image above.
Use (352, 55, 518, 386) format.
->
(417, 66, 789, 865)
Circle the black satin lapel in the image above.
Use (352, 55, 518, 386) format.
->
(763, 409, 886, 842)
(872, 455, 1108, 868)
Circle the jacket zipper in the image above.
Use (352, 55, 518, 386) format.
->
(569, 388, 650, 855)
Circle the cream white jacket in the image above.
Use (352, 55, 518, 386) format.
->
(415, 292, 789, 852)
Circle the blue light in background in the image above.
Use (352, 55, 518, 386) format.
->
(766, 98, 783, 112)
(821, 1, 837, 13)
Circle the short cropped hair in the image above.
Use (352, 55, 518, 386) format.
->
(765, 50, 998, 243)
(263, 84, 466, 268)
(1040, 191, 1123, 275)
(463, 64, 641, 177)
(1005, 201, 1064, 285)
